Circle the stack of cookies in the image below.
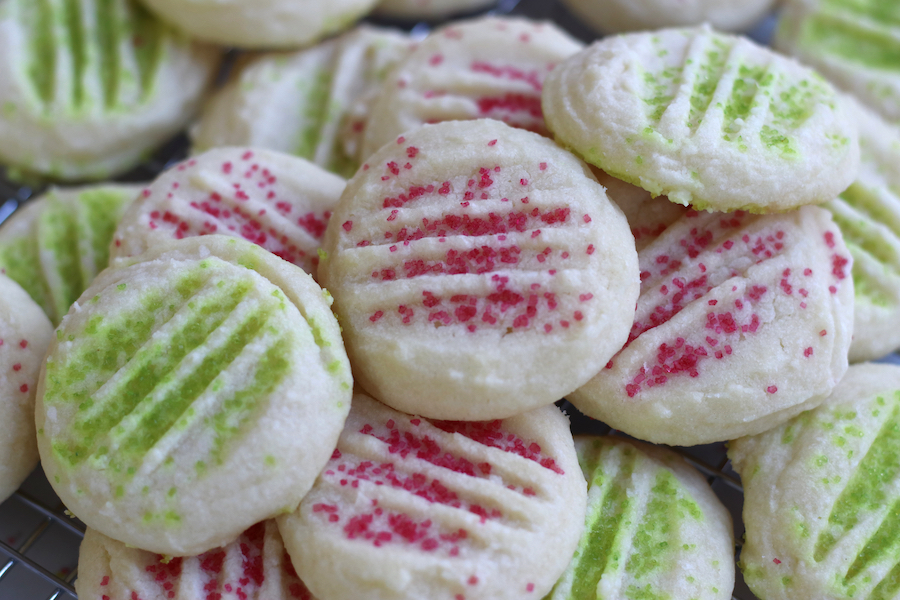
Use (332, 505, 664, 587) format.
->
(1, 1, 899, 599)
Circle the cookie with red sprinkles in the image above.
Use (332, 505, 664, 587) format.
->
(76, 520, 315, 600)
(319, 118, 640, 420)
(359, 16, 583, 160)
(569, 205, 854, 446)
(110, 148, 346, 279)
(0, 274, 53, 504)
(277, 392, 586, 600)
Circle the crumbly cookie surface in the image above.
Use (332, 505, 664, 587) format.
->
(320, 119, 639, 420)
(542, 26, 860, 212)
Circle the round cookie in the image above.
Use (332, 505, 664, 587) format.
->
(558, 0, 777, 34)
(730, 363, 900, 600)
(569, 206, 854, 446)
(36, 235, 352, 556)
(0, 275, 53, 504)
(319, 119, 639, 421)
(110, 148, 346, 278)
(775, 0, 900, 122)
(191, 26, 413, 178)
(360, 16, 584, 161)
(821, 97, 900, 362)
(547, 436, 734, 600)
(137, 0, 382, 49)
(0, 184, 140, 325)
(0, 0, 219, 181)
(542, 25, 860, 212)
(278, 391, 587, 600)
(76, 520, 316, 600)
(373, 0, 496, 20)
(594, 169, 687, 252)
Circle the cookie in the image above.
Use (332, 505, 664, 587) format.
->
(76, 520, 315, 600)
(319, 119, 639, 420)
(821, 98, 900, 363)
(557, 0, 777, 34)
(138, 0, 382, 49)
(373, 0, 496, 20)
(730, 363, 900, 600)
(547, 436, 734, 600)
(594, 170, 687, 251)
(0, 275, 53, 504)
(0, 184, 139, 325)
(360, 17, 583, 161)
(569, 206, 854, 446)
(277, 392, 587, 600)
(542, 25, 860, 212)
(191, 26, 413, 178)
(109, 148, 345, 278)
(36, 235, 352, 556)
(775, 0, 900, 122)
(0, 0, 219, 181)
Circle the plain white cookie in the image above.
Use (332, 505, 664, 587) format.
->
(137, 0, 381, 49)
(191, 26, 413, 177)
(821, 97, 900, 362)
(569, 206, 854, 446)
(76, 521, 316, 600)
(36, 236, 352, 556)
(558, 0, 777, 34)
(278, 392, 587, 600)
(775, 0, 900, 122)
(0, 0, 219, 181)
(360, 16, 583, 160)
(319, 119, 639, 420)
(110, 148, 346, 279)
(542, 25, 860, 212)
(0, 275, 53, 504)
(0, 184, 140, 325)
(373, 0, 495, 19)
(548, 436, 734, 600)
(730, 363, 900, 600)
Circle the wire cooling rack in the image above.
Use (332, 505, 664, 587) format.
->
(0, 1, 790, 598)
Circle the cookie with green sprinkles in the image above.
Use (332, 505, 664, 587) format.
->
(541, 25, 860, 213)
(546, 436, 734, 600)
(191, 26, 413, 178)
(730, 363, 900, 600)
(109, 147, 346, 279)
(820, 97, 900, 363)
(775, 0, 900, 123)
(0, 184, 140, 326)
(0, 0, 220, 181)
(76, 520, 316, 600)
(0, 274, 53, 505)
(36, 235, 352, 556)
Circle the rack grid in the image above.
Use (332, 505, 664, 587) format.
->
(0, 1, 791, 598)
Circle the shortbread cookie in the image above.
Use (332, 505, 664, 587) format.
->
(138, 0, 382, 49)
(36, 236, 352, 556)
(0, 0, 219, 181)
(76, 520, 315, 600)
(360, 17, 583, 160)
(543, 26, 860, 212)
(319, 119, 639, 420)
(548, 436, 734, 600)
(110, 148, 345, 278)
(278, 392, 587, 600)
(0, 184, 139, 325)
(191, 26, 413, 178)
(821, 98, 900, 362)
(569, 206, 854, 446)
(374, 0, 496, 20)
(0, 275, 53, 504)
(775, 0, 900, 122)
(558, 0, 777, 34)
(595, 170, 687, 251)
(730, 363, 900, 600)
